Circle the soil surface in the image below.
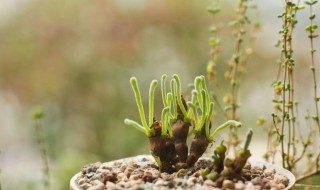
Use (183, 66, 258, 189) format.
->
(75, 156, 289, 190)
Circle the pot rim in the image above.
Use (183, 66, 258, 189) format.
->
(70, 155, 295, 190)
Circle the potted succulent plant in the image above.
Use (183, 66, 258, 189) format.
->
(70, 75, 295, 190)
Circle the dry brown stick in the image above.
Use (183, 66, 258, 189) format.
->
(280, 0, 290, 169)
(307, 2, 320, 132)
(295, 183, 320, 188)
(296, 170, 319, 183)
(296, 153, 320, 182)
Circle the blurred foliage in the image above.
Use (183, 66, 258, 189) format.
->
(0, 0, 233, 189)
(0, 0, 313, 189)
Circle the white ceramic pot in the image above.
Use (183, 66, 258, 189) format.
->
(70, 155, 295, 190)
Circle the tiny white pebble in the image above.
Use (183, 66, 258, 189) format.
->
(105, 182, 117, 190)
(274, 174, 289, 186)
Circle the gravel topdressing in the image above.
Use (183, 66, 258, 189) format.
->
(74, 156, 290, 190)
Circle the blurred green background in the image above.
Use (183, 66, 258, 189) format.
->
(0, 0, 319, 189)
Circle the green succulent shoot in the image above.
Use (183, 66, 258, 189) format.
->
(124, 75, 243, 172)
(124, 77, 158, 137)
(187, 75, 241, 141)
(124, 76, 172, 138)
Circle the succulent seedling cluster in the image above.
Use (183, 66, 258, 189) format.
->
(124, 74, 241, 173)
(200, 130, 253, 187)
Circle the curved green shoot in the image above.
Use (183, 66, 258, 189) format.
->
(194, 76, 203, 110)
(166, 114, 173, 138)
(161, 74, 168, 107)
(208, 120, 242, 142)
(149, 80, 158, 126)
(192, 77, 212, 134)
(244, 129, 253, 150)
(173, 75, 188, 119)
(194, 89, 208, 132)
(161, 107, 170, 137)
(187, 102, 199, 129)
(166, 92, 173, 107)
(205, 102, 214, 138)
(201, 89, 207, 121)
(150, 150, 162, 171)
(166, 92, 175, 119)
(187, 90, 198, 119)
(170, 79, 178, 119)
(200, 75, 210, 109)
(124, 119, 146, 134)
(130, 77, 150, 134)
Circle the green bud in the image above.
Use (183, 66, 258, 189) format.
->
(206, 172, 219, 181)
(207, 7, 221, 14)
(214, 144, 227, 155)
(31, 107, 44, 120)
(199, 168, 210, 177)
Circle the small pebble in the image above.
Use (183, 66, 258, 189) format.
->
(79, 183, 90, 190)
(124, 167, 134, 177)
(154, 179, 165, 186)
(244, 182, 260, 190)
(263, 169, 275, 177)
(160, 173, 171, 180)
(116, 181, 127, 188)
(100, 164, 112, 171)
(251, 177, 262, 185)
(105, 182, 117, 190)
(278, 183, 286, 189)
(117, 173, 128, 182)
(203, 179, 215, 187)
(192, 171, 200, 177)
(120, 165, 127, 172)
(129, 174, 141, 180)
(222, 180, 235, 189)
(187, 176, 197, 186)
(251, 167, 263, 175)
(78, 178, 86, 185)
(101, 171, 116, 182)
(273, 173, 289, 186)
(235, 181, 245, 190)
(87, 183, 104, 190)
(244, 163, 251, 170)
(176, 169, 188, 178)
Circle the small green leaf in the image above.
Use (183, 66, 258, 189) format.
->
(312, 115, 319, 121)
(277, 12, 285, 18)
(292, 19, 298, 25)
(287, 2, 296, 7)
(305, 1, 312, 5)
(31, 107, 44, 120)
(224, 105, 232, 111)
(310, 13, 316, 20)
(209, 38, 221, 46)
(309, 34, 319, 38)
(291, 5, 305, 11)
(209, 26, 217, 33)
(306, 25, 318, 32)
(207, 7, 221, 14)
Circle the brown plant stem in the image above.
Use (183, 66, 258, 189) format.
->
(34, 119, 50, 188)
(296, 153, 320, 182)
(148, 121, 174, 173)
(227, 0, 249, 150)
(186, 127, 210, 167)
(172, 96, 190, 167)
(307, 3, 320, 132)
